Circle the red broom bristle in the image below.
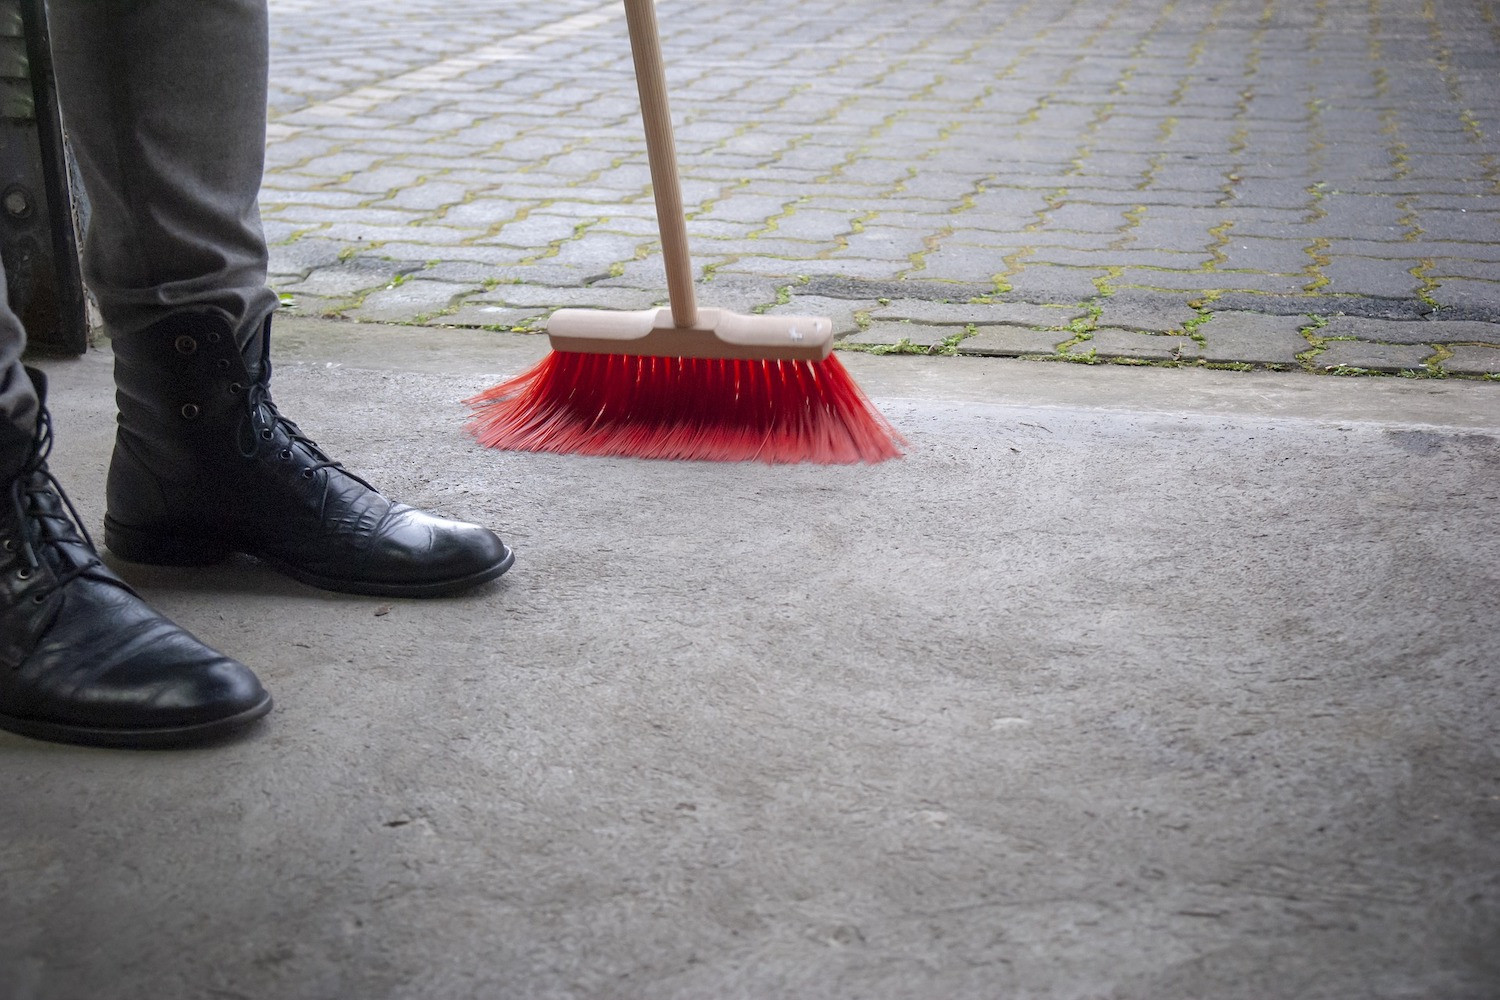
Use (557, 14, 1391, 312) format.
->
(465, 350, 905, 464)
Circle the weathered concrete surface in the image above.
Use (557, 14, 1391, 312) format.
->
(3, 321, 1498, 1000)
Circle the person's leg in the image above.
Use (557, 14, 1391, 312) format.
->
(0, 269, 271, 748)
(47, 0, 513, 595)
(0, 288, 37, 484)
(47, 0, 278, 358)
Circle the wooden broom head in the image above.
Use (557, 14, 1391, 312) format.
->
(546, 307, 834, 362)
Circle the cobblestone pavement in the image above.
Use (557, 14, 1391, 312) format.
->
(261, 0, 1500, 377)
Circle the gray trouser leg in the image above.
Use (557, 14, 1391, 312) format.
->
(0, 256, 37, 483)
(47, 0, 280, 357)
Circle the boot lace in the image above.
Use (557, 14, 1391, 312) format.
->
(4, 407, 100, 598)
(245, 381, 377, 492)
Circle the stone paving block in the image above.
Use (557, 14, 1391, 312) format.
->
(1317, 258, 1421, 298)
(590, 216, 662, 239)
(1320, 239, 1430, 260)
(1119, 208, 1230, 247)
(1411, 210, 1500, 244)
(1225, 208, 1325, 237)
(1312, 194, 1410, 233)
(904, 246, 1007, 283)
(589, 256, 681, 289)
(1213, 238, 1311, 274)
(1069, 152, 1153, 179)
(270, 291, 349, 318)
(716, 256, 905, 282)
(1430, 279, 1500, 314)
(955, 327, 1069, 357)
(468, 285, 661, 311)
(260, 189, 375, 210)
(356, 243, 528, 268)
(1430, 260, 1500, 282)
(1030, 202, 1131, 233)
(1110, 269, 1220, 293)
(870, 300, 1086, 328)
(481, 215, 594, 249)
(544, 233, 649, 273)
(766, 210, 858, 242)
(371, 182, 476, 212)
(1028, 246, 1207, 270)
(1005, 266, 1111, 303)
(287, 151, 384, 177)
(477, 261, 622, 289)
(1069, 187, 1224, 208)
(1197, 311, 1312, 366)
(1023, 230, 1120, 251)
(842, 322, 950, 350)
(337, 166, 429, 195)
(836, 230, 934, 260)
(756, 296, 860, 338)
(344, 279, 475, 322)
(1095, 298, 1201, 334)
(267, 237, 348, 277)
(1314, 341, 1433, 372)
(802, 277, 994, 303)
(1319, 316, 1500, 346)
(308, 222, 443, 246)
(263, 205, 420, 228)
(1071, 329, 1200, 361)
(696, 194, 794, 225)
(1142, 165, 1235, 193)
(1186, 272, 1315, 296)
(879, 211, 1004, 236)
(354, 224, 487, 248)
(263, 221, 315, 250)
(1206, 292, 1344, 317)
(413, 261, 510, 285)
(837, 158, 923, 187)
(684, 218, 759, 241)
(425, 304, 546, 330)
(701, 237, 836, 261)
(1412, 193, 1500, 211)
(688, 277, 788, 317)
(277, 257, 421, 297)
(1439, 346, 1500, 375)
(261, 135, 341, 167)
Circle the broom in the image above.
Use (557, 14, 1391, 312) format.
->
(465, 0, 903, 464)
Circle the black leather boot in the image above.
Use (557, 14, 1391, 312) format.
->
(104, 312, 513, 596)
(1, 367, 271, 748)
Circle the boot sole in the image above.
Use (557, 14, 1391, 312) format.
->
(261, 543, 515, 598)
(105, 517, 515, 598)
(0, 693, 272, 750)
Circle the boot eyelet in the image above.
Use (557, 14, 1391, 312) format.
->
(218, 359, 232, 372)
(32, 593, 45, 603)
(2, 538, 14, 552)
(175, 335, 198, 355)
(180, 403, 201, 420)
(207, 331, 222, 344)
(229, 382, 243, 395)
(16, 567, 32, 580)
(260, 428, 273, 440)
(301, 468, 315, 479)
(278, 448, 292, 461)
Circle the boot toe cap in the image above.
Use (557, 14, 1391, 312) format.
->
(364, 506, 514, 594)
(3, 577, 272, 743)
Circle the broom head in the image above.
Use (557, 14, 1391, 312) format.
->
(466, 307, 905, 464)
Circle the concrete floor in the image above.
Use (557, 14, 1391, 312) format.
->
(3, 321, 1498, 999)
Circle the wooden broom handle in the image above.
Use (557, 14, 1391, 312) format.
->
(623, 0, 698, 328)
